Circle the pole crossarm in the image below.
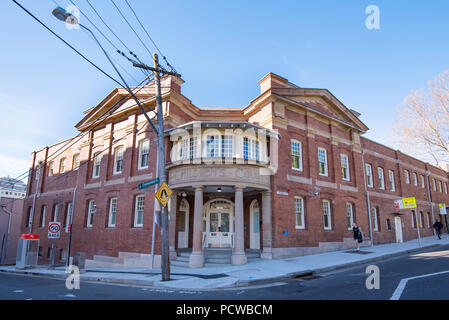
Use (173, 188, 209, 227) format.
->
(132, 62, 181, 78)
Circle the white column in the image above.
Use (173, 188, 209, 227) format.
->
(232, 186, 247, 265)
(189, 186, 205, 268)
(261, 190, 273, 259)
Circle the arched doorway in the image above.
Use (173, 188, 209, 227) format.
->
(250, 200, 260, 249)
(203, 199, 234, 248)
(177, 199, 189, 248)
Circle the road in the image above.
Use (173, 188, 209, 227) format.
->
(1, 245, 449, 300)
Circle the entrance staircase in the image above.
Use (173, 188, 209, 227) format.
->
(170, 248, 261, 268)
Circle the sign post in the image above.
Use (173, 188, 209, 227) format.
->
(48, 222, 61, 269)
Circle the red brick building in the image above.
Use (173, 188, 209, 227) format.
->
(22, 73, 449, 268)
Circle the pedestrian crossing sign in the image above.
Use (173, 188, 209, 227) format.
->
(155, 181, 172, 207)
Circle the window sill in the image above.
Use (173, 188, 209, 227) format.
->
(295, 226, 305, 230)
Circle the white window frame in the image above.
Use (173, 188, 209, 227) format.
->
(113, 146, 124, 175)
(221, 135, 234, 158)
(92, 152, 101, 178)
(134, 195, 145, 227)
(365, 164, 373, 187)
(53, 204, 59, 222)
(413, 172, 418, 186)
(371, 207, 379, 231)
(432, 178, 437, 191)
(341, 154, 350, 181)
(438, 181, 442, 193)
(322, 200, 332, 230)
(404, 170, 410, 184)
(427, 212, 431, 228)
(189, 136, 199, 159)
(243, 137, 260, 161)
(60, 158, 66, 174)
(346, 203, 354, 230)
(87, 200, 95, 227)
(445, 183, 448, 194)
(108, 197, 118, 227)
(206, 135, 220, 158)
(73, 154, 80, 171)
(421, 175, 425, 188)
(294, 197, 305, 229)
(48, 162, 54, 176)
(138, 139, 150, 169)
(40, 206, 46, 228)
(389, 170, 396, 191)
(377, 167, 385, 190)
(291, 140, 303, 171)
(318, 148, 328, 177)
(66, 203, 72, 228)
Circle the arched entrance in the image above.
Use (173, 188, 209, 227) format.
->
(203, 199, 234, 248)
(250, 200, 260, 249)
(177, 199, 190, 248)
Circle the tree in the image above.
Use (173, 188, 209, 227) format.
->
(393, 70, 449, 167)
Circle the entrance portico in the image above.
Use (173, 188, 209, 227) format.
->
(167, 164, 272, 268)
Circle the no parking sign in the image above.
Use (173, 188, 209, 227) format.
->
(48, 222, 61, 239)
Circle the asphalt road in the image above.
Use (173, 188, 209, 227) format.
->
(1, 244, 449, 300)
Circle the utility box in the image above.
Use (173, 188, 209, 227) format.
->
(16, 234, 40, 269)
(72, 252, 86, 272)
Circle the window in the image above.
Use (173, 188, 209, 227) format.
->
(221, 135, 233, 158)
(35, 165, 41, 181)
(134, 195, 145, 227)
(420, 212, 424, 229)
(40, 206, 46, 228)
(243, 137, 259, 161)
(432, 178, 437, 191)
(438, 181, 442, 193)
(404, 170, 410, 184)
(386, 218, 392, 230)
(59, 158, 66, 174)
(346, 203, 354, 230)
(87, 200, 95, 227)
(138, 139, 150, 169)
(113, 146, 124, 174)
(341, 154, 350, 181)
(318, 148, 328, 176)
(108, 198, 117, 227)
(291, 141, 302, 171)
(322, 200, 332, 230)
(52, 204, 59, 222)
(206, 135, 220, 158)
(427, 212, 431, 228)
(294, 197, 305, 229)
(92, 152, 101, 178)
(189, 136, 199, 159)
(48, 162, 54, 176)
(413, 173, 418, 186)
(65, 203, 72, 228)
(365, 164, 373, 187)
(377, 167, 385, 190)
(411, 210, 417, 229)
(73, 154, 80, 171)
(389, 170, 396, 191)
(371, 207, 379, 231)
(421, 175, 425, 188)
(445, 183, 448, 194)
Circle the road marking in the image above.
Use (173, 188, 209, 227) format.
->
(13, 290, 24, 293)
(390, 269, 449, 300)
(64, 294, 76, 298)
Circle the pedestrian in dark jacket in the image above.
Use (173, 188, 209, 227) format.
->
(433, 220, 444, 240)
(352, 223, 361, 250)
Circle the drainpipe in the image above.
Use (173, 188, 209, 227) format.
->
(425, 170, 436, 235)
(361, 150, 374, 247)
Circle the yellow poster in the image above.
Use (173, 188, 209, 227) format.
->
(402, 197, 417, 209)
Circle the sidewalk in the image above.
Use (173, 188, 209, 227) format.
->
(1, 234, 448, 290)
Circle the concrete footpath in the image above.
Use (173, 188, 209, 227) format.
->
(1, 234, 448, 290)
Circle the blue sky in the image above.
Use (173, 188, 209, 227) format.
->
(1, 0, 449, 180)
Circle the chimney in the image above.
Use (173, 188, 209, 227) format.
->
(161, 75, 184, 93)
(258, 72, 289, 94)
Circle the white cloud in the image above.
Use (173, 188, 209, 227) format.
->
(0, 154, 30, 181)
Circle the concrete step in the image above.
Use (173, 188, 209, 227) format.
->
(178, 252, 192, 258)
(175, 255, 190, 262)
(93, 255, 124, 264)
(205, 262, 231, 267)
(205, 257, 231, 264)
(170, 260, 189, 267)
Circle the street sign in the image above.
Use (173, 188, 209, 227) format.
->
(48, 222, 61, 239)
(155, 181, 172, 207)
(439, 203, 447, 215)
(138, 177, 160, 190)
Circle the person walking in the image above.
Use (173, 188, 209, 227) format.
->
(352, 223, 362, 251)
(433, 219, 444, 240)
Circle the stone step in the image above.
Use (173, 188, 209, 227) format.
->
(170, 260, 189, 268)
(178, 252, 192, 258)
(175, 255, 190, 262)
(205, 257, 231, 264)
(93, 255, 124, 264)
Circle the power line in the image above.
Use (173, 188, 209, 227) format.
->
(109, 0, 153, 60)
(123, 0, 177, 73)
(11, 0, 124, 88)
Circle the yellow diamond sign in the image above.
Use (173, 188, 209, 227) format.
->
(155, 181, 172, 207)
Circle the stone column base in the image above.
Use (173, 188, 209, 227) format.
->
(261, 251, 273, 259)
(231, 253, 247, 265)
(189, 252, 205, 268)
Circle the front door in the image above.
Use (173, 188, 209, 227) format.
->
(208, 212, 232, 247)
(395, 216, 403, 243)
(177, 200, 189, 248)
(250, 201, 260, 249)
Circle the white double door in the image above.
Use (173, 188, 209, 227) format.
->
(208, 211, 233, 247)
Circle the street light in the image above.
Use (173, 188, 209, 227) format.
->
(52, 7, 78, 25)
